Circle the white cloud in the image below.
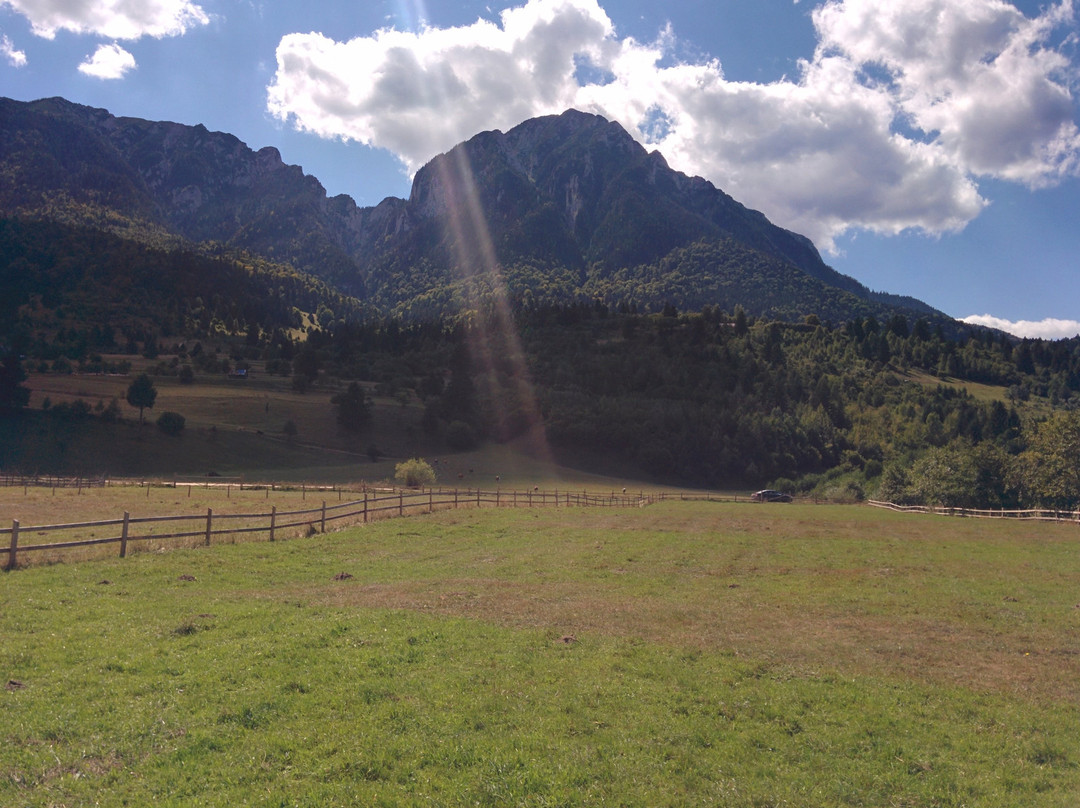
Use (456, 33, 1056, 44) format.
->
(267, 0, 615, 170)
(78, 43, 136, 79)
(1, 33, 26, 66)
(812, 0, 1080, 187)
(962, 314, 1080, 339)
(266, 0, 1080, 251)
(1, 0, 208, 40)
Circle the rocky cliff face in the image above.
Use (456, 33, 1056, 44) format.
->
(367, 108, 870, 298)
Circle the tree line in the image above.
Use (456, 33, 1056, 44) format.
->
(6, 272, 1080, 508)
(229, 301, 1080, 508)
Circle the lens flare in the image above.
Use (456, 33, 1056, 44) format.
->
(381, 0, 553, 470)
(433, 141, 555, 467)
(392, 0, 428, 32)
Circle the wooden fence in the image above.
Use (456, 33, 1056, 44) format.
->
(0, 473, 107, 490)
(867, 499, 1080, 522)
(1, 487, 676, 569)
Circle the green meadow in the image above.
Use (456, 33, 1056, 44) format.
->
(3, 501, 1079, 806)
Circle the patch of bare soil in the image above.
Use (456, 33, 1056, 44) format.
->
(298, 577, 1080, 704)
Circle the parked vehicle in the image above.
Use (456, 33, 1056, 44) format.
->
(752, 489, 792, 503)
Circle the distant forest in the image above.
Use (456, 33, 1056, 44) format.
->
(5, 251, 1080, 509)
(296, 302, 1078, 509)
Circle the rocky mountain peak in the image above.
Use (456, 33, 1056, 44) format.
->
(1, 95, 942, 321)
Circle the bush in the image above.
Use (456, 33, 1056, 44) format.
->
(156, 411, 186, 436)
(771, 477, 796, 494)
(52, 399, 92, 420)
(395, 458, 436, 488)
(821, 480, 865, 503)
(101, 398, 122, 423)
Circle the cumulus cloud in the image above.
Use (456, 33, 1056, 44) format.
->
(267, 0, 615, 168)
(266, 0, 1080, 250)
(1, 33, 26, 66)
(78, 42, 136, 79)
(962, 314, 1080, 339)
(1, 0, 208, 40)
(812, 0, 1080, 187)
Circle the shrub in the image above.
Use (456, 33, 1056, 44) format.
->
(51, 399, 92, 420)
(771, 477, 796, 494)
(822, 480, 865, 503)
(395, 458, 436, 488)
(101, 398, 122, 423)
(156, 411, 186, 436)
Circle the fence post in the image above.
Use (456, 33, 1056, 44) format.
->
(321, 501, 326, 533)
(120, 511, 129, 558)
(269, 506, 277, 541)
(205, 508, 213, 547)
(363, 491, 368, 523)
(6, 520, 17, 570)
(477, 489, 481, 507)
(455, 489, 459, 509)
(429, 490, 433, 512)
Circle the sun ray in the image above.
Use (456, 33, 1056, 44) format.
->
(391, 0, 428, 31)
(433, 140, 556, 468)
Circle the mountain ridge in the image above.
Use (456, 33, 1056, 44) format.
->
(0, 95, 945, 324)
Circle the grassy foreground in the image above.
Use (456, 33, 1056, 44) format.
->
(2, 502, 1079, 806)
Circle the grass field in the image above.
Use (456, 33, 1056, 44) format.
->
(3, 501, 1079, 806)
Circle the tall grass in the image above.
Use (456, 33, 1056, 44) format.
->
(2, 502, 1078, 806)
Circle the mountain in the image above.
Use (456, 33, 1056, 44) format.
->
(0, 95, 388, 292)
(0, 96, 945, 325)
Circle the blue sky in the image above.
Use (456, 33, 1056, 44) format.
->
(2, 0, 1079, 338)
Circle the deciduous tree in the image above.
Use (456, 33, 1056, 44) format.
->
(125, 373, 157, 425)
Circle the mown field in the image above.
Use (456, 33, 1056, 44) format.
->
(2, 500, 1079, 806)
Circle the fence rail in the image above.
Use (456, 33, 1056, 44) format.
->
(866, 499, 1080, 522)
(2, 487, 682, 569)
(0, 473, 107, 490)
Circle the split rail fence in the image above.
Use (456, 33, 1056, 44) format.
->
(0, 473, 107, 491)
(2, 487, 674, 570)
(867, 499, 1080, 522)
